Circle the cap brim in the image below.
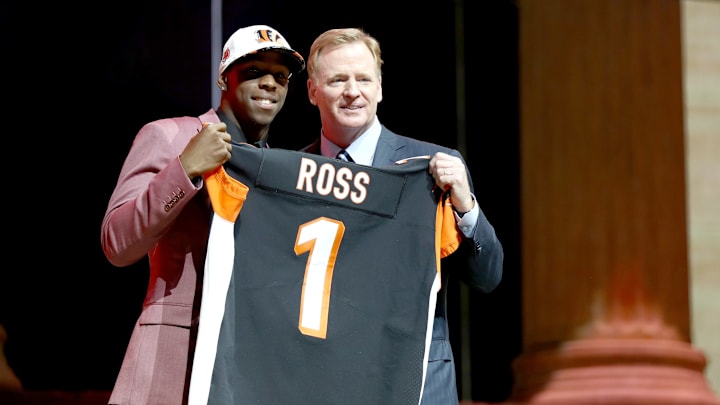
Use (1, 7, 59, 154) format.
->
(255, 46, 306, 75)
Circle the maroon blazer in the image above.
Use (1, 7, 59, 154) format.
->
(101, 109, 221, 405)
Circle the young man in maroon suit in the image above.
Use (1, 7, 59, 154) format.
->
(101, 24, 304, 405)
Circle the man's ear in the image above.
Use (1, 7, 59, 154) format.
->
(217, 76, 227, 91)
(377, 78, 382, 103)
(307, 79, 317, 106)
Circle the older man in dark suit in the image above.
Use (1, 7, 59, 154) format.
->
(301, 27, 504, 404)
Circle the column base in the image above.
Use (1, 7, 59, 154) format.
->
(508, 338, 720, 404)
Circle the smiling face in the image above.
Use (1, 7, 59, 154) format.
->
(307, 41, 383, 148)
(219, 51, 292, 141)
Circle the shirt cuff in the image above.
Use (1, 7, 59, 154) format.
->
(454, 195, 479, 238)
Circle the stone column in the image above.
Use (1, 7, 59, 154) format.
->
(508, 0, 719, 403)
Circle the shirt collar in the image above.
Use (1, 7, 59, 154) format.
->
(319, 116, 381, 165)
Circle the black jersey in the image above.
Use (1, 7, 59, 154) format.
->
(189, 144, 461, 405)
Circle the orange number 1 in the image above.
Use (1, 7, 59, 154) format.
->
(294, 217, 345, 339)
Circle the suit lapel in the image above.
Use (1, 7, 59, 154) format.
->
(372, 127, 406, 167)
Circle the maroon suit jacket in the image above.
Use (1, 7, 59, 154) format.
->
(101, 109, 221, 405)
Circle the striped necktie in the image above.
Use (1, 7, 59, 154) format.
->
(335, 149, 354, 163)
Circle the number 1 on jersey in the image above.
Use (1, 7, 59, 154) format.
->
(294, 217, 345, 339)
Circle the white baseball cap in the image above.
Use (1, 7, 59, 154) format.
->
(219, 24, 305, 77)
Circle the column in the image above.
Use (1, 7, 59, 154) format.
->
(509, 0, 719, 403)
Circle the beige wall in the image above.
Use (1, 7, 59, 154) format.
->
(683, 0, 720, 394)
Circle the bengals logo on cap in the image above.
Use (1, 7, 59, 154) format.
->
(254, 29, 289, 47)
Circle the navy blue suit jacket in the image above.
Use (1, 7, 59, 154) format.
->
(301, 125, 503, 404)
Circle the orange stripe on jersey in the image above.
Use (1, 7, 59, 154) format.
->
(439, 194, 462, 258)
(204, 166, 249, 223)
